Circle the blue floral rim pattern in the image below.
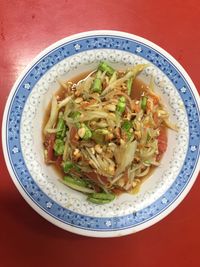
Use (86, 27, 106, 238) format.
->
(6, 34, 200, 231)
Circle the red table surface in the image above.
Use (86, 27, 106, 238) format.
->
(0, 1, 200, 266)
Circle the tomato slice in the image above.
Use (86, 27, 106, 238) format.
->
(69, 126, 79, 146)
(55, 155, 63, 167)
(111, 187, 124, 195)
(44, 133, 56, 163)
(83, 172, 107, 192)
(157, 127, 167, 160)
(84, 172, 109, 186)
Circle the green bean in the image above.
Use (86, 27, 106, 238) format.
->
(63, 161, 74, 173)
(92, 132, 104, 144)
(98, 61, 115, 76)
(96, 70, 102, 78)
(64, 175, 87, 187)
(53, 139, 65, 155)
(109, 71, 117, 84)
(122, 120, 132, 131)
(143, 160, 151, 165)
(69, 111, 81, 120)
(80, 123, 92, 140)
(92, 129, 110, 144)
(146, 130, 151, 142)
(122, 120, 132, 140)
(56, 117, 66, 139)
(91, 78, 102, 93)
(87, 197, 113, 204)
(69, 111, 81, 128)
(141, 96, 147, 111)
(87, 192, 115, 204)
(62, 176, 95, 193)
(89, 192, 115, 200)
(116, 96, 126, 114)
(95, 129, 109, 135)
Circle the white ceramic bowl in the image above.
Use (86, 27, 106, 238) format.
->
(2, 30, 200, 237)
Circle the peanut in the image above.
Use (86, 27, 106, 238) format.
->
(95, 144, 103, 154)
(78, 128, 86, 138)
(75, 97, 83, 104)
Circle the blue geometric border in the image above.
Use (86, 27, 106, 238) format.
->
(6, 35, 200, 231)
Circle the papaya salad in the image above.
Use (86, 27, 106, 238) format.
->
(43, 62, 176, 204)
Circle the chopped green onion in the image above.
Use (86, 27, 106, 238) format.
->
(98, 61, 115, 76)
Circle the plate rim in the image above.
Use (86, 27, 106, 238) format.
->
(2, 30, 200, 237)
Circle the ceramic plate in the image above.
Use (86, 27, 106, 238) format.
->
(2, 30, 200, 237)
